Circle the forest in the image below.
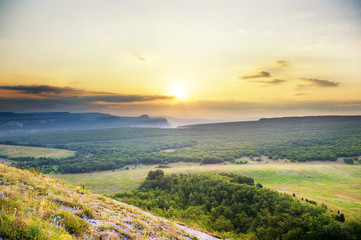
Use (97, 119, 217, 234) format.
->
(113, 170, 361, 240)
(1, 116, 361, 173)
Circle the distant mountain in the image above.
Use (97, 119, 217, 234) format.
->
(182, 115, 361, 128)
(258, 115, 361, 123)
(0, 112, 169, 134)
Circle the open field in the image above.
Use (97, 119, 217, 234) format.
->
(56, 160, 361, 219)
(0, 144, 75, 158)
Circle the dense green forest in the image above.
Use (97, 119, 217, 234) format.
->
(1, 116, 361, 173)
(113, 171, 361, 240)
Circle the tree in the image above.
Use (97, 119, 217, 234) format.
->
(212, 215, 234, 232)
(339, 213, 345, 222)
(146, 170, 164, 180)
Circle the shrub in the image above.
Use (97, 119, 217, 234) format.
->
(0, 215, 27, 239)
(77, 207, 95, 219)
(156, 164, 171, 168)
(28, 222, 42, 239)
(344, 158, 354, 164)
(58, 211, 88, 235)
(201, 157, 224, 164)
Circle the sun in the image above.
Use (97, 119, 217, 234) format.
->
(170, 83, 188, 100)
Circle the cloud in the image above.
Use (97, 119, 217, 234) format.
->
(275, 60, 290, 68)
(194, 100, 361, 113)
(240, 71, 272, 79)
(239, 60, 290, 83)
(83, 94, 174, 103)
(0, 85, 79, 94)
(0, 85, 173, 101)
(294, 92, 308, 96)
(300, 78, 339, 87)
(0, 84, 175, 112)
(254, 79, 285, 85)
(296, 84, 308, 90)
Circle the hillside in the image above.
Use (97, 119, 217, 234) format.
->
(0, 163, 219, 240)
(0, 112, 169, 135)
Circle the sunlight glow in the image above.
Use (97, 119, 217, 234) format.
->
(170, 82, 189, 100)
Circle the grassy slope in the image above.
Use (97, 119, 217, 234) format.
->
(0, 163, 218, 240)
(0, 144, 75, 158)
(56, 160, 361, 220)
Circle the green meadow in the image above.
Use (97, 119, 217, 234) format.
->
(0, 144, 75, 159)
(56, 160, 361, 220)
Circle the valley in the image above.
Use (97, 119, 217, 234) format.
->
(55, 160, 361, 219)
(1, 115, 361, 239)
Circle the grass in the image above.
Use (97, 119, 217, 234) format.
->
(0, 163, 85, 239)
(0, 163, 211, 239)
(56, 160, 361, 220)
(0, 144, 75, 158)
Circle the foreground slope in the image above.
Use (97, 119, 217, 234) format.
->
(0, 163, 218, 240)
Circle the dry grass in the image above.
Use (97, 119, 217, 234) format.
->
(0, 163, 216, 239)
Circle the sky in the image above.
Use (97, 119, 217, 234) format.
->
(0, 0, 360, 120)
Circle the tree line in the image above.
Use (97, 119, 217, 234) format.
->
(113, 171, 361, 240)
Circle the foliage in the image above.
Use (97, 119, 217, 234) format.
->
(2, 116, 361, 173)
(77, 206, 95, 219)
(334, 213, 346, 222)
(344, 158, 354, 164)
(146, 169, 165, 180)
(57, 211, 88, 235)
(114, 172, 361, 240)
(156, 164, 171, 168)
(201, 157, 224, 164)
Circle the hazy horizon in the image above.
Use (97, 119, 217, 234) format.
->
(2, 110, 361, 128)
(1, 0, 360, 119)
